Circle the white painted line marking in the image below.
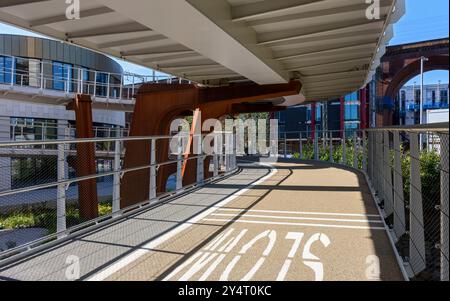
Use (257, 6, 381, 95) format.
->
(216, 208, 380, 218)
(276, 259, 292, 281)
(210, 213, 383, 224)
(87, 163, 278, 281)
(202, 218, 386, 230)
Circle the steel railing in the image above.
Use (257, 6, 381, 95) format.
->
(0, 132, 237, 264)
(277, 123, 449, 281)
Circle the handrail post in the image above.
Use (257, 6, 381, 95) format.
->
(353, 132, 358, 169)
(176, 136, 183, 191)
(299, 132, 303, 159)
(197, 133, 204, 183)
(149, 139, 157, 202)
(362, 131, 367, 172)
(440, 133, 449, 281)
(329, 132, 334, 163)
(314, 131, 319, 161)
(56, 143, 67, 238)
(342, 130, 346, 165)
(409, 133, 426, 275)
(383, 131, 394, 217)
(213, 133, 219, 177)
(393, 131, 406, 239)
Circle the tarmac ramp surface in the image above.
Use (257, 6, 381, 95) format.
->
(0, 161, 403, 281)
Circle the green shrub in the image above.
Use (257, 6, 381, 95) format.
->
(0, 214, 35, 229)
(0, 203, 114, 233)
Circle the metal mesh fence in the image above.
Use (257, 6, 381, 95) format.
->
(0, 133, 237, 261)
(278, 125, 449, 281)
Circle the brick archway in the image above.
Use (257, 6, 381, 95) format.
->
(385, 55, 449, 99)
(376, 38, 449, 126)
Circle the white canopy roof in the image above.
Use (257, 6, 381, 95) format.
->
(0, 0, 404, 101)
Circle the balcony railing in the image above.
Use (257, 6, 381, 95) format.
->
(0, 55, 190, 104)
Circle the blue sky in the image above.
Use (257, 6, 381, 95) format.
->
(0, 0, 448, 84)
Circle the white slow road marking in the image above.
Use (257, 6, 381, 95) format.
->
(87, 163, 278, 281)
(216, 208, 381, 218)
(202, 218, 386, 230)
(210, 213, 383, 224)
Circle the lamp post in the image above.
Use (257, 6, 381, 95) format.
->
(420, 56, 429, 126)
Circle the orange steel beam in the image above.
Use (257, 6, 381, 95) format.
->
(66, 94, 99, 220)
(181, 108, 200, 178)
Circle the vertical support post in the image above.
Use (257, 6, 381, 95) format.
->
(329, 133, 334, 163)
(314, 131, 319, 161)
(219, 135, 224, 169)
(311, 103, 316, 141)
(149, 139, 157, 201)
(176, 136, 183, 191)
(409, 133, 426, 275)
(393, 131, 406, 239)
(57, 143, 67, 238)
(112, 127, 121, 215)
(383, 131, 394, 217)
(368, 131, 374, 182)
(375, 132, 383, 196)
(67, 95, 98, 220)
(299, 132, 303, 159)
(362, 131, 367, 173)
(213, 133, 219, 177)
(231, 132, 237, 170)
(440, 133, 449, 281)
(342, 130, 346, 165)
(131, 75, 135, 97)
(353, 133, 358, 169)
(197, 132, 204, 182)
(284, 132, 287, 159)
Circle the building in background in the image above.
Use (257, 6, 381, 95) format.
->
(0, 34, 127, 191)
(398, 82, 449, 125)
(276, 89, 369, 139)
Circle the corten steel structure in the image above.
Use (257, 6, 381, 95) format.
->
(117, 81, 301, 208)
(374, 38, 449, 126)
